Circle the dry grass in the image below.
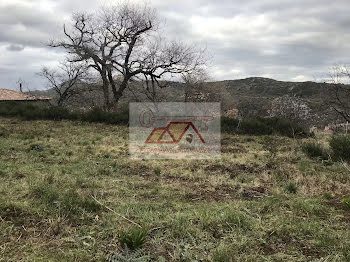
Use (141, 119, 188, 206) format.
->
(0, 117, 349, 261)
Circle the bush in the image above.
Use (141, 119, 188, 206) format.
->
(43, 106, 78, 121)
(221, 116, 309, 138)
(0, 102, 75, 121)
(263, 117, 308, 138)
(81, 108, 128, 125)
(0, 102, 128, 126)
(239, 118, 272, 135)
(302, 142, 329, 161)
(329, 135, 350, 163)
(118, 227, 149, 250)
(221, 117, 239, 133)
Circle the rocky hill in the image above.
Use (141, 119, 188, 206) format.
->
(219, 77, 326, 99)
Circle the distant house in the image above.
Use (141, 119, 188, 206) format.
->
(0, 88, 51, 103)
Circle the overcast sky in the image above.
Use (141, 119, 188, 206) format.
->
(1, 0, 350, 90)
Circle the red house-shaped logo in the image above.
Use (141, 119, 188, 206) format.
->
(145, 122, 205, 144)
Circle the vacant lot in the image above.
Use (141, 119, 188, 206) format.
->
(0, 118, 349, 261)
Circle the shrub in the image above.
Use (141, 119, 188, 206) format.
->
(329, 135, 350, 162)
(221, 117, 239, 133)
(221, 116, 308, 138)
(264, 117, 308, 138)
(0, 102, 128, 126)
(81, 108, 129, 125)
(302, 142, 329, 161)
(0, 102, 76, 121)
(118, 227, 149, 250)
(44, 106, 77, 120)
(239, 118, 272, 135)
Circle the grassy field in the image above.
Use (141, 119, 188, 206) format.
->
(0, 117, 349, 261)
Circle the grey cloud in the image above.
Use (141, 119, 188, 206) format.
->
(6, 44, 25, 51)
(0, 2, 63, 48)
(0, 0, 350, 89)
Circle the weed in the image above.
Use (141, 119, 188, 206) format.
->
(323, 192, 333, 200)
(154, 167, 161, 175)
(28, 143, 44, 152)
(118, 227, 149, 250)
(342, 196, 350, 210)
(285, 182, 298, 194)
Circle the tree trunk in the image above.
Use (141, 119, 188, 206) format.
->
(101, 69, 110, 110)
(113, 80, 128, 105)
(107, 69, 129, 107)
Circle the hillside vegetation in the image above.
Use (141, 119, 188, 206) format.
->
(32, 77, 342, 127)
(0, 118, 349, 261)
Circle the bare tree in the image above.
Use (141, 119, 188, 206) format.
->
(182, 69, 210, 102)
(269, 95, 312, 127)
(16, 78, 29, 93)
(39, 61, 87, 106)
(324, 65, 350, 122)
(49, 2, 205, 109)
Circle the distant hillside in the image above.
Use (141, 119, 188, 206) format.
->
(216, 77, 326, 99)
(32, 77, 340, 126)
(34, 77, 328, 102)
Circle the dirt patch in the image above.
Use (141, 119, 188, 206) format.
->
(183, 184, 239, 201)
(163, 174, 202, 184)
(121, 162, 153, 177)
(240, 186, 269, 200)
(221, 145, 249, 154)
(262, 233, 324, 259)
(205, 163, 263, 177)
